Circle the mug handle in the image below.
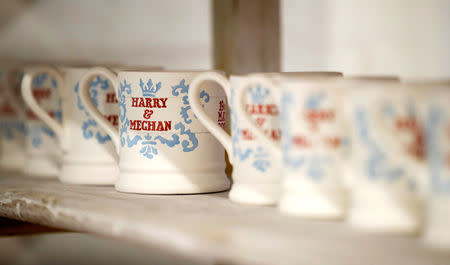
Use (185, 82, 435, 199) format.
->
(79, 67, 120, 154)
(21, 66, 66, 149)
(188, 72, 232, 159)
(235, 75, 282, 159)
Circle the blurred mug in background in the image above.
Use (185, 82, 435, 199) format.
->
(190, 72, 343, 207)
(345, 80, 424, 235)
(21, 64, 120, 184)
(21, 64, 64, 178)
(341, 76, 400, 192)
(234, 73, 348, 219)
(0, 61, 26, 173)
(410, 80, 450, 249)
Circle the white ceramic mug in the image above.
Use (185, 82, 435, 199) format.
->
(189, 72, 342, 206)
(22, 65, 119, 183)
(417, 80, 450, 249)
(79, 68, 230, 194)
(345, 81, 423, 234)
(233, 75, 347, 219)
(21, 65, 64, 178)
(0, 62, 26, 172)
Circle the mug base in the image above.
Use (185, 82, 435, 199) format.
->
(424, 198, 450, 249)
(348, 188, 422, 235)
(115, 170, 230, 194)
(0, 156, 25, 173)
(228, 183, 279, 206)
(24, 157, 59, 179)
(60, 162, 119, 185)
(278, 187, 348, 220)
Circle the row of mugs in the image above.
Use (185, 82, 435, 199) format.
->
(0, 62, 449, 247)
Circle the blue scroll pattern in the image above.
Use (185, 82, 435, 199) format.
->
(354, 107, 416, 191)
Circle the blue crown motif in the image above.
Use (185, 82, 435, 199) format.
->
(139, 78, 161, 97)
(249, 85, 270, 104)
(305, 92, 326, 110)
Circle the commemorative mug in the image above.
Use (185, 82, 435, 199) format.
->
(0, 62, 26, 172)
(22, 65, 119, 183)
(189, 72, 342, 206)
(79, 68, 230, 194)
(416, 80, 450, 249)
(233, 74, 347, 219)
(345, 81, 423, 234)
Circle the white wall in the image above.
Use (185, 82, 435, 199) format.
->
(0, 0, 212, 69)
(282, 0, 450, 79)
(0, 0, 448, 79)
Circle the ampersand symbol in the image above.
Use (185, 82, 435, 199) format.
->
(143, 109, 154, 119)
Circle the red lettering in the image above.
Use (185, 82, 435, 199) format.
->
(128, 120, 172, 131)
(132, 97, 138, 107)
(26, 110, 36, 120)
(143, 110, 154, 119)
(324, 137, 341, 149)
(396, 117, 425, 161)
(218, 112, 226, 122)
(129, 119, 135, 130)
(106, 93, 118, 103)
(255, 117, 266, 127)
(105, 115, 118, 126)
(219, 100, 225, 111)
(160, 98, 168, 108)
(242, 129, 254, 140)
(32, 89, 51, 103)
(138, 98, 145, 107)
(305, 109, 335, 131)
(164, 121, 171, 131)
(293, 135, 310, 148)
(245, 104, 279, 116)
(130, 97, 169, 108)
(145, 98, 153, 108)
(0, 103, 16, 117)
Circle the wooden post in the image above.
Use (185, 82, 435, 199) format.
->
(213, 0, 280, 74)
(213, 0, 280, 177)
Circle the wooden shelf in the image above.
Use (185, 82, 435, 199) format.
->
(0, 174, 449, 265)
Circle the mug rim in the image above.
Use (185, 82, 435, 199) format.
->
(344, 75, 400, 82)
(403, 79, 450, 88)
(231, 71, 343, 77)
(118, 69, 223, 74)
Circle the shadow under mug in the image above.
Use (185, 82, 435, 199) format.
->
(79, 68, 230, 194)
